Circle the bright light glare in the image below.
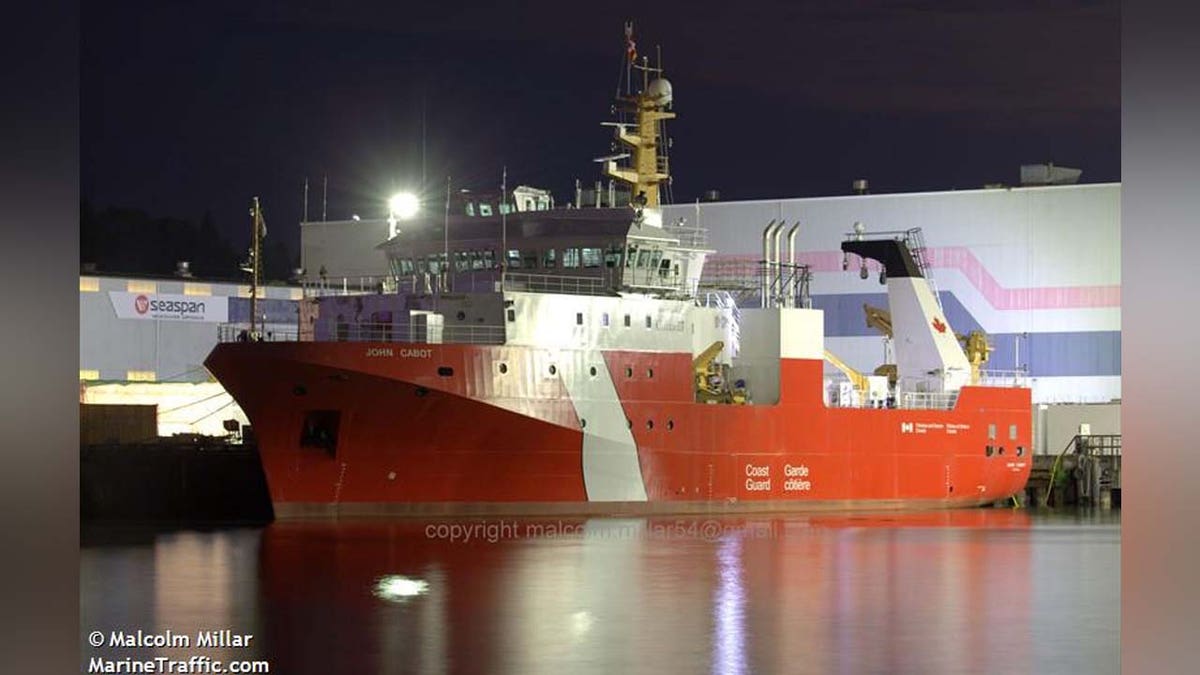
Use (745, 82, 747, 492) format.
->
(388, 192, 420, 220)
(373, 575, 429, 602)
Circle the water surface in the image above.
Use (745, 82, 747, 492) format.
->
(81, 509, 1119, 674)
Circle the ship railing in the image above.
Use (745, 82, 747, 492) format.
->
(301, 276, 385, 297)
(217, 324, 300, 342)
(977, 369, 1030, 388)
(218, 322, 507, 345)
(502, 272, 613, 296)
(899, 391, 960, 410)
(663, 222, 709, 249)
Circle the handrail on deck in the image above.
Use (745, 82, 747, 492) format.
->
(502, 272, 613, 296)
(218, 322, 506, 345)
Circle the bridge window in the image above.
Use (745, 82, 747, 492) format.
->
(523, 251, 538, 268)
(454, 251, 470, 272)
(1009, 424, 1018, 441)
(582, 247, 602, 268)
(479, 203, 493, 216)
(624, 314, 631, 327)
(563, 248, 580, 268)
(507, 250, 522, 269)
(626, 245, 638, 267)
(576, 312, 584, 325)
(542, 248, 557, 268)
(604, 246, 623, 268)
(988, 423, 997, 440)
(645, 315, 652, 328)
(601, 312, 610, 327)
(464, 202, 475, 216)
(429, 253, 448, 273)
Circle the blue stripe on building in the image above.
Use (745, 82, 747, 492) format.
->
(809, 292, 1121, 378)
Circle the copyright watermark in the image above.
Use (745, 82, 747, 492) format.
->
(423, 518, 781, 544)
(83, 629, 270, 673)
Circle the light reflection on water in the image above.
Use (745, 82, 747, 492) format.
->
(81, 510, 1119, 675)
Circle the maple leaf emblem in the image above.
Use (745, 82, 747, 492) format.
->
(932, 317, 947, 334)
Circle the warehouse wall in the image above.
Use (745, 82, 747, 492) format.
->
(79, 275, 301, 383)
(666, 183, 1121, 403)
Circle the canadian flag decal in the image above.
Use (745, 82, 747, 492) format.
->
(932, 317, 947, 333)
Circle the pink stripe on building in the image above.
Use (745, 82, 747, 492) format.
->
(707, 248, 1120, 310)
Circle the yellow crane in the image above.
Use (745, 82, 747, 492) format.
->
(694, 341, 747, 404)
(861, 303, 992, 384)
(823, 349, 869, 395)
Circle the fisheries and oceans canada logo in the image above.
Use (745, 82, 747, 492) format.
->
(134, 294, 150, 314)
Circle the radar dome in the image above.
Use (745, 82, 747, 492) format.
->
(647, 78, 673, 106)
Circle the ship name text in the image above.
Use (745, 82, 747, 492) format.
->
(364, 347, 434, 358)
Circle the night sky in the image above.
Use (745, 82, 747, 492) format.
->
(82, 0, 1119, 259)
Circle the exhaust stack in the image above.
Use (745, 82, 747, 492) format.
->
(785, 222, 801, 307)
(760, 220, 779, 307)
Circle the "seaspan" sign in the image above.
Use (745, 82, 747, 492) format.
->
(109, 292, 229, 322)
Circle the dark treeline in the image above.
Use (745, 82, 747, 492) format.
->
(80, 201, 297, 283)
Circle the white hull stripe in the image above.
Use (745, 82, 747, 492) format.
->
(561, 350, 648, 501)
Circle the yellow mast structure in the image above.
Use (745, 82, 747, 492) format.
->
(603, 24, 675, 208)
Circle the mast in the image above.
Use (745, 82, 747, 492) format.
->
(249, 197, 265, 338)
(603, 22, 675, 208)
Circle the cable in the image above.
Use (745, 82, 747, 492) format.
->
(188, 398, 238, 426)
(154, 389, 229, 415)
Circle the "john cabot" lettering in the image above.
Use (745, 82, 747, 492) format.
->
(365, 347, 433, 358)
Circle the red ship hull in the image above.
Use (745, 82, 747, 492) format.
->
(205, 342, 1031, 513)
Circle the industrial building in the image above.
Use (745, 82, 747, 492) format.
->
(663, 182, 1121, 405)
(78, 273, 301, 436)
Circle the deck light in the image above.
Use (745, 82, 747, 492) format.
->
(388, 192, 420, 220)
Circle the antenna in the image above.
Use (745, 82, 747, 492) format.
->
(444, 175, 451, 291)
(302, 177, 309, 223)
(321, 174, 328, 221)
(501, 166, 508, 286)
(421, 88, 427, 188)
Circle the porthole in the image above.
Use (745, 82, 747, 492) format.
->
(580, 418, 587, 429)
(625, 366, 633, 378)
(646, 420, 654, 430)
(1016, 446, 1025, 457)
(292, 385, 307, 396)
(415, 386, 429, 397)
(498, 362, 508, 374)
(549, 364, 557, 376)
(647, 367, 654, 378)
(667, 420, 674, 431)
(626, 418, 633, 429)
(589, 366, 597, 377)
(985, 445, 994, 457)
(456, 311, 467, 321)
(437, 366, 454, 377)
(998, 446, 1005, 456)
